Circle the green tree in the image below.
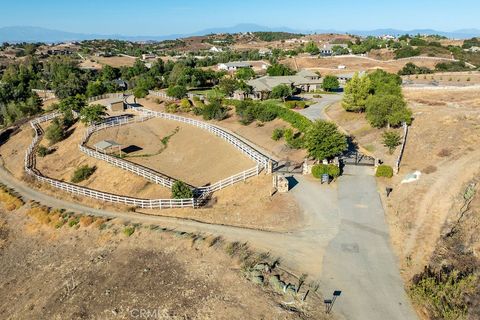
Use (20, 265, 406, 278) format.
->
(202, 100, 227, 121)
(79, 104, 107, 124)
(321, 75, 339, 92)
(270, 84, 293, 101)
(236, 67, 256, 80)
(217, 77, 238, 96)
(304, 120, 347, 160)
(367, 69, 403, 96)
(171, 181, 193, 199)
(166, 85, 187, 99)
(266, 63, 295, 76)
(86, 80, 106, 98)
(382, 131, 402, 154)
(45, 118, 66, 144)
(342, 72, 371, 112)
(133, 86, 148, 99)
(305, 41, 319, 55)
(365, 95, 412, 128)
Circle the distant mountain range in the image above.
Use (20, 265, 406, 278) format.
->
(1, 25, 479, 43)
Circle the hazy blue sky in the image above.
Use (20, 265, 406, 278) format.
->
(1, 0, 479, 35)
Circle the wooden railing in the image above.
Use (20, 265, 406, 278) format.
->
(24, 113, 196, 209)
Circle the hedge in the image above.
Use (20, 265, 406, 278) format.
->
(312, 164, 341, 179)
(376, 165, 393, 178)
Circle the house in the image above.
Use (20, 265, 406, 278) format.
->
(466, 46, 480, 53)
(142, 53, 156, 60)
(319, 43, 349, 56)
(245, 69, 323, 100)
(218, 62, 253, 71)
(259, 48, 272, 56)
(209, 46, 223, 53)
(113, 79, 128, 91)
(336, 71, 366, 84)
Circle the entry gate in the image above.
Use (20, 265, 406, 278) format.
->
(340, 152, 375, 167)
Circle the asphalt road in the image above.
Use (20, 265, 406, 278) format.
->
(318, 166, 417, 320)
(297, 94, 343, 121)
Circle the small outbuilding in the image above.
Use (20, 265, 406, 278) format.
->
(105, 97, 126, 112)
(94, 140, 123, 156)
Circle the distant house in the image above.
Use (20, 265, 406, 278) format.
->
(319, 43, 349, 56)
(336, 71, 366, 84)
(209, 46, 223, 53)
(466, 46, 480, 53)
(141, 53, 156, 60)
(113, 79, 128, 91)
(218, 61, 253, 71)
(259, 48, 272, 56)
(245, 69, 323, 100)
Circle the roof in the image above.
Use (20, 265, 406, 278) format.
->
(247, 72, 323, 92)
(94, 140, 122, 151)
(221, 62, 253, 68)
(336, 71, 366, 79)
(296, 69, 320, 78)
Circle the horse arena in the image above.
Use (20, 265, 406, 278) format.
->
(24, 96, 273, 209)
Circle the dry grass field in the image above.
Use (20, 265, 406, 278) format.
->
(139, 96, 307, 163)
(282, 55, 454, 73)
(0, 208, 327, 319)
(91, 55, 136, 67)
(403, 71, 480, 85)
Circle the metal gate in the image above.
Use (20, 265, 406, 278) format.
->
(274, 160, 303, 174)
(340, 152, 375, 166)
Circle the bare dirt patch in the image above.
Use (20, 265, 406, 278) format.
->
(87, 117, 256, 187)
(139, 96, 307, 163)
(0, 209, 327, 320)
(91, 55, 136, 67)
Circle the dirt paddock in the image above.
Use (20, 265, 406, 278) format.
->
(87, 117, 256, 187)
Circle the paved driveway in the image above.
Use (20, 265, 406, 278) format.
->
(297, 94, 343, 121)
(317, 166, 417, 320)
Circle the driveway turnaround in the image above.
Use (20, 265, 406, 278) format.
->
(297, 94, 343, 121)
(318, 166, 417, 320)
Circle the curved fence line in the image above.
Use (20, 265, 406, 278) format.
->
(24, 113, 196, 209)
(80, 114, 263, 194)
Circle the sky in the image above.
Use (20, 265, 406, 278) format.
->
(1, 0, 479, 36)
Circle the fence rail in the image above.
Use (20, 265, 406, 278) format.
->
(80, 113, 264, 194)
(24, 113, 196, 209)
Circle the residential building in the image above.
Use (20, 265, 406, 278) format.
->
(218, 61, 253, 71)
(245, 69, 323, 100)
(209, 46, 223, 53)
(319, 43, 349, 56)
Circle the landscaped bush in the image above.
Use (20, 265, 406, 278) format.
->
(284, 128, 304, 149)
(311, 164, 329, 178)
(45, 118, 66, 144)
(271, 127, 285, 141)
(312, 164, 341, 179)
(165, 102, 178, 113)
(202, 101, 228, 121)
(171, 181, 193, 199)
(179, 98, 191, 112)
(375, 165, 393, 178)
(285, 101, 306, 109)
(71, 165, 97, 183)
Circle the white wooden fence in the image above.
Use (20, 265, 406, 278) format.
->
(80, 114, 264, 194)
(24, 113, 196, 209)
(148, 90, 177, 101)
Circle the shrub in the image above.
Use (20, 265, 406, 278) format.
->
(123, 226, 135, 237)
(271, 127, 285, 141)
(37, 145, 52, 157)
(311, 164, 329, 178)
(166, 85, 187, 99)
(179, 98, 191, 112)
(0, 187, 24, 211)
(71, 165, 96, 183)
(165, 102, 178, 113)
(45, 118, 66, 144)
(375, 165, 393, 178)
(171, 181, 193, 199)
(284, 128, 305, 149)
(202, 101, 228, 121)
(327, 164, 341, 178)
